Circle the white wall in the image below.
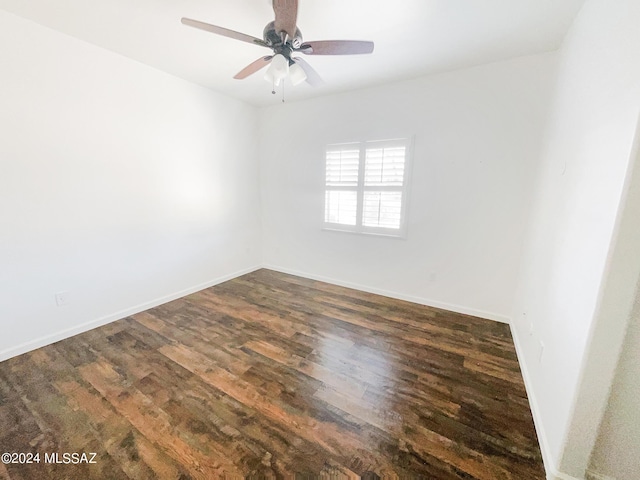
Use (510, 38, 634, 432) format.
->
(0, 11, 262, 360)
(510, 0, 640, 477)
(258, 53, 557, 321)
(589, 279, 640, 480)
(563, 119, 640, 480)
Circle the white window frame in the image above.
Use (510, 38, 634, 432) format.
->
(323, 137, 413, 238)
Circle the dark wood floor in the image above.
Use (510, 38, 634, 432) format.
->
(0, 269, 544, 479)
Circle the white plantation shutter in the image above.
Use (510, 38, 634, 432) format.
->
(362, 191, 403, 228)
(325, 190, 357, 225)
(324, 144, 360, 226)
(326, 147, 360, 186)
(362, 140, 407, 229)
(364, 145, 406, 186)
(324, 138, 410, 235)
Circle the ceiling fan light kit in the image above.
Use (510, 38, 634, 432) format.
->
(181, 0, 374, 97)
(264, 53, 289, 87)
(288, 62, 307, 86)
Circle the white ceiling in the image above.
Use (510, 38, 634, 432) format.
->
(0, 0, 585, 107)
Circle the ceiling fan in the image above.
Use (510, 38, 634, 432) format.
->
(181, 0, 374, 88)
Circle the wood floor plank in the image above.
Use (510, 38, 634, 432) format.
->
(79, 359, 241, 479)
(0, 269, 544, 479)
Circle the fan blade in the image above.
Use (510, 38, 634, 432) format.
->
(298, 40, 374, 55)
(293, 57, 324, 87)
(181, 18, 268, 48)
(273, 0, 298, 40)
(234, 56, 273, 79)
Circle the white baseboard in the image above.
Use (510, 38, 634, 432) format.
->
(262, 264, 511, 324)
(585, 471, 616, 480)
(0, 263, 509, 362)
(510, 323, 584, 480)
(0, 265, 261, 362)
(551, 471, 583, 480)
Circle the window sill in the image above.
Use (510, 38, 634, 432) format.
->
(322, 226, 407, 240)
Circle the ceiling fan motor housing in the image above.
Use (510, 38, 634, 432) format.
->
(263, 21, 302, 49)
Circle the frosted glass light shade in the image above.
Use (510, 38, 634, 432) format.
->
(263, 69, 279, 86)
(289, 62, 307, 86)
(264, 54, 289, 86)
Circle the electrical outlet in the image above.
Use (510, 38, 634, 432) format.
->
(528, 321, 534, 336)
(538, 340, 545, 363)
(55, 291, 70, 307)
(429, 271, 437, 282)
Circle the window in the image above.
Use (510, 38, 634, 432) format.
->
(324, 138, 411, 236)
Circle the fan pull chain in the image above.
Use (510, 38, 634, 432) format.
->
(270, 80, 286, 103)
